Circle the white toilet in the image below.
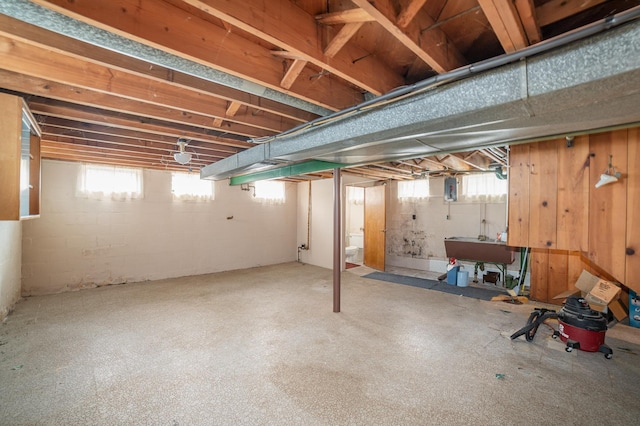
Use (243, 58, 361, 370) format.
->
(345, 233, 364, 262)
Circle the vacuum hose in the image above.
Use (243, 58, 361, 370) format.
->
(510, 308, 558, 341)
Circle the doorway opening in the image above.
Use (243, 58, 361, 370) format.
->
(345, 186, 364, 268)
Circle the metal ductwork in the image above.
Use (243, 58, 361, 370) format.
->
(201, 12, 640, 181)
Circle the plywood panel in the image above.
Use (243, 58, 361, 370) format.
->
(529, 248, 549, 302)
(588, 130, 627, 282)
(557, 136, 589, 251)
(547, 249, 569, 304)
(626, 127, 640, 293)
(529, 140, 558, 249)
(507, 143, 530, 247)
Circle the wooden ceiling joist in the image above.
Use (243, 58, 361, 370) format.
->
(0, 14, 318, 125)
(31, 0, 370, 108)
(477, 0, 529, 52)
(350, 0, 466, 74)
(0, 71, 262, 140)
(28, 100, 253, 150)
(324, 23, 364, 59)
(0, 33, 293, 137)
(536, 0, 609, 27)
(281, 59, 308, 90)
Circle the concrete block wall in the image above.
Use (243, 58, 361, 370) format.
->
(295, 174, 512, 276)
(0, 221, 21, 319)
(21, 160, 297, 295)
(386, 177, 508, 273)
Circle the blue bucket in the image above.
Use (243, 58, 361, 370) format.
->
(446, 267, 459, 285)
(457, 270, 469, 287)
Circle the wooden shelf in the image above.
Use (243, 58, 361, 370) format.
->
(0, 93, 41, 220)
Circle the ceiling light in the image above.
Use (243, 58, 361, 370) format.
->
(174, 138, 192, 165)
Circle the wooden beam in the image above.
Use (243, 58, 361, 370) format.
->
(0, 33, 292, 135)
(281, 59, 308, 90)
(350, 0, 466, 74)
(435, 154, 472, 171)
(28, 99, 254, 149)
(38, 117, 239, 156)
(515, 0, 541, 45)
(477, 0, 529, 52)
(226, 101, 242, 117)
(316, 8, 375, 25)
(0, 14, 317, 124)
(31, 0, 364, 109)
(536, 0, 609, 27)
(174, 0, 403, 95)
(324, 23, 364, 58)
(0, 70, 264, 140)
(396, 0, 429, 29)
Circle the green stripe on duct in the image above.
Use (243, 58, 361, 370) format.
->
(229, 160, 345, 185)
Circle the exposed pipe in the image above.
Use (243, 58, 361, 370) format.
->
(250, 6, 640, 145)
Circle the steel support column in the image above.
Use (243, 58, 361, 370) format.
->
(333, 168, 341, 313)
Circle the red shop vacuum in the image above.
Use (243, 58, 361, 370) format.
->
(510, 296, 613, 359)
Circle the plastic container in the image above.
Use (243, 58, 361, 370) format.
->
(457, 270, 469, 287)
(446, 266, 459, 285)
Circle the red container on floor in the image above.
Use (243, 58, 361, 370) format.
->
(557, 321, 606, 352)
(556, 296, 610, 356)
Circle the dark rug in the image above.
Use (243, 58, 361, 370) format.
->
(363, 271, 505, 301)
(345, 262, 360, 269)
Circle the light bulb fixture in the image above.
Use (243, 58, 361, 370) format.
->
(173, 138, 192, 165)
(594, 154, 621, 189)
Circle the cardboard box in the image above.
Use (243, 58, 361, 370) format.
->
(630, 291, 640, 328)
(553, 270, 627, 321)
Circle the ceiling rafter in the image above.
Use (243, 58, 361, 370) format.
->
(154, 0, 403, 95)
(515, 0, 541, 45)
(536, 0, 609, 27)
(281, 59, 309, 90)
(28, 99, 253, 149)
(324, 22, 364, 58)
(477, 0, 529, 52)
(39, 117, 239, 157)
(397, 0, 429, 29)
(30, 0, 365, 110)
(350, 0, 466, 73)
(0, 32, 291, 137)
(315, 8, 375, 25)
(0, 14, 317, 124)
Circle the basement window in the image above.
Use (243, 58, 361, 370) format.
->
(254, 180, 285, 204)
(397, 179, 430, 201)
(461, 173, 507, 202)
(77, 164, 143, 200)
(171, 172, 214, 201)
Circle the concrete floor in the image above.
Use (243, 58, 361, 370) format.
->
(1, 262, 639, 425)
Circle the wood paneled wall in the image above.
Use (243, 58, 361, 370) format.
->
(508, 127, 640, 302)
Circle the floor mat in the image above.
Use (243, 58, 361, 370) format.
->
(363, 271, 505, 301)
(345, 262, 360, 269)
